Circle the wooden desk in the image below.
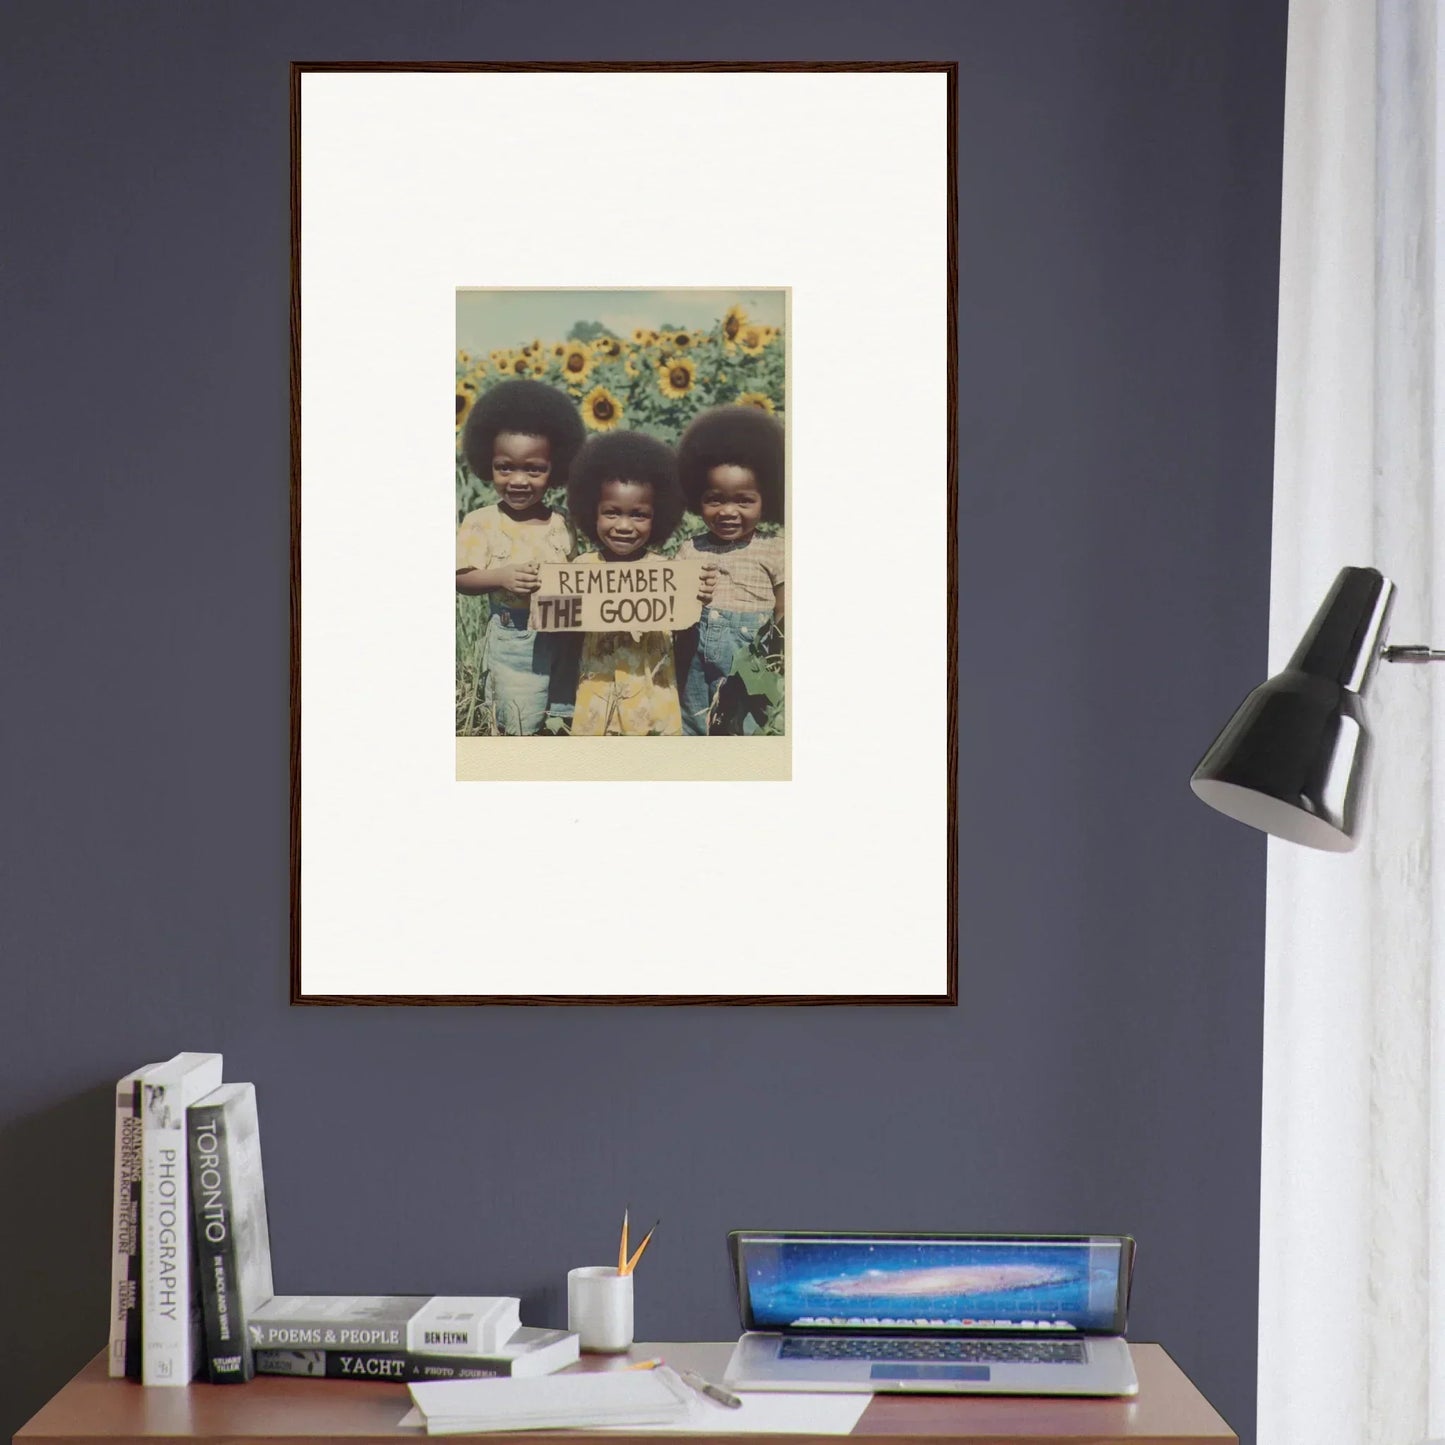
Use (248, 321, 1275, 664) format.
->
(15, 1343, 1236, 1445)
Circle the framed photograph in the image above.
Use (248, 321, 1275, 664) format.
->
(291, 62, 956, 1005)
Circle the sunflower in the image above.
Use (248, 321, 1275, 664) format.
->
(558, 342, 594, 385)
(721, 304, 748, 345)
(632, 327, 659, 346)
(591, 335, 623, 359)
(457, 349, 473, 367)
(656, 355, 698, 399)
(735, 391, 776, 415)
(663, 329, 694, 351)
(734, 324, 769, 356)
(553, 342, 567, 357)
(511, 354, 540, 378)
(456, 377, 479, 429)
(581, 384, 624, 431)
(624, 355, 639, 377)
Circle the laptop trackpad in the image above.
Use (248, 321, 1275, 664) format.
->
(871, 1365, 991, 1382)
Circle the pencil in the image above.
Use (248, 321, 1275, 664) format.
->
(623, 1220, 658, 1275)
(618, 1208, 629, 1274)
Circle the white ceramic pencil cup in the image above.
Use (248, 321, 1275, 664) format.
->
(567, 1266, 634, 1353)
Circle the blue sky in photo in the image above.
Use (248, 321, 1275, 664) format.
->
(457, 288, 787, 354)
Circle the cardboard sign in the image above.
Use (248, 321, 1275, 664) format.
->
(529, 558, 707, 633)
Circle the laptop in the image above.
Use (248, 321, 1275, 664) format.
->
(723, 1230, 1138, 1397)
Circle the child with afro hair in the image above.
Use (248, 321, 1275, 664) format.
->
(456, 379, 586, 734)
(674, 405, 785, 734)
(565, 430, 689, 736)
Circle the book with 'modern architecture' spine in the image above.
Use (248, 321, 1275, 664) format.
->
(188, 1082, 275, 1382)
(254, 1326, 579, 1382)
(141, 1051, 223, 1386)
(108, 1062, 160, 1379)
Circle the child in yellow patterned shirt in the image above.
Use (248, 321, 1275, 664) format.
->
(565, 431, 689, 736)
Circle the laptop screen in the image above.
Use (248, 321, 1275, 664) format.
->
(731, 1232, 1134, 1336)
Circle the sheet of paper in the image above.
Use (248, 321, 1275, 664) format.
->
(401, 1390, 873, 1434)
(407, 1367, 693, 1433)
(601, 1391, 873, 1434)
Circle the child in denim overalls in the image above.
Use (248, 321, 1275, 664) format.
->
(674, 406, 785, 735)
(455, 380, 586, 734)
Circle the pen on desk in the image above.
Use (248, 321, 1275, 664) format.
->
(621, 1219, 657, 1275)
(678, 1369, 743, 1409)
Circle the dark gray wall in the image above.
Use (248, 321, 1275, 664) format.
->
(0, 3, 1284, 1442)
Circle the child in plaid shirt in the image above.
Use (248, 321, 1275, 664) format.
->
(674, 406, 785, 735)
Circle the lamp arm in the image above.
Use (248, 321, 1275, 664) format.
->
(1382, 645, 1445, 663)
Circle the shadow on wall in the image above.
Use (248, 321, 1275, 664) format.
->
(1, 1085, 114, 1437)
(0, 1081, 572, 1436)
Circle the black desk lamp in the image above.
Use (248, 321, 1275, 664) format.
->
(1190, 565, 1444, 851)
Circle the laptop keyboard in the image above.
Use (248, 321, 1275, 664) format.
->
(779, 1336, 1088, 1366)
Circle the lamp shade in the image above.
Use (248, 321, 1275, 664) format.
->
(1189, 566, 1395, 851)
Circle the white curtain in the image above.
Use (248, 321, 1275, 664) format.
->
(1262, 3, 1445, 1444)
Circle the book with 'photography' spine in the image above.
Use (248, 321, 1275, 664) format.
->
(189, 1083, 275, 1382)
(141, 1052, 223, 1385)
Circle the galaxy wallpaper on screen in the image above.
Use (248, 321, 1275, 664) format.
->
(743, 1238, 1124, 1332)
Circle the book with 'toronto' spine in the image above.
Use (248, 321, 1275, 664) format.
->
(188, 1082, 276, 1382)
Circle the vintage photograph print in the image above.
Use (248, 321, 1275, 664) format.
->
(455, 289, 788, 773)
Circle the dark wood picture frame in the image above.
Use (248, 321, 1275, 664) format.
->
(290, 60, 958, 1006)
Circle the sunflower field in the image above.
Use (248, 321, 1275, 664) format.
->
(456, 304, 786, 736)
(456, 303, 784, 534)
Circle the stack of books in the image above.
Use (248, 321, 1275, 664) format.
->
(108, 1052, 578, 1386)
(250, 1301, 577, 1382)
